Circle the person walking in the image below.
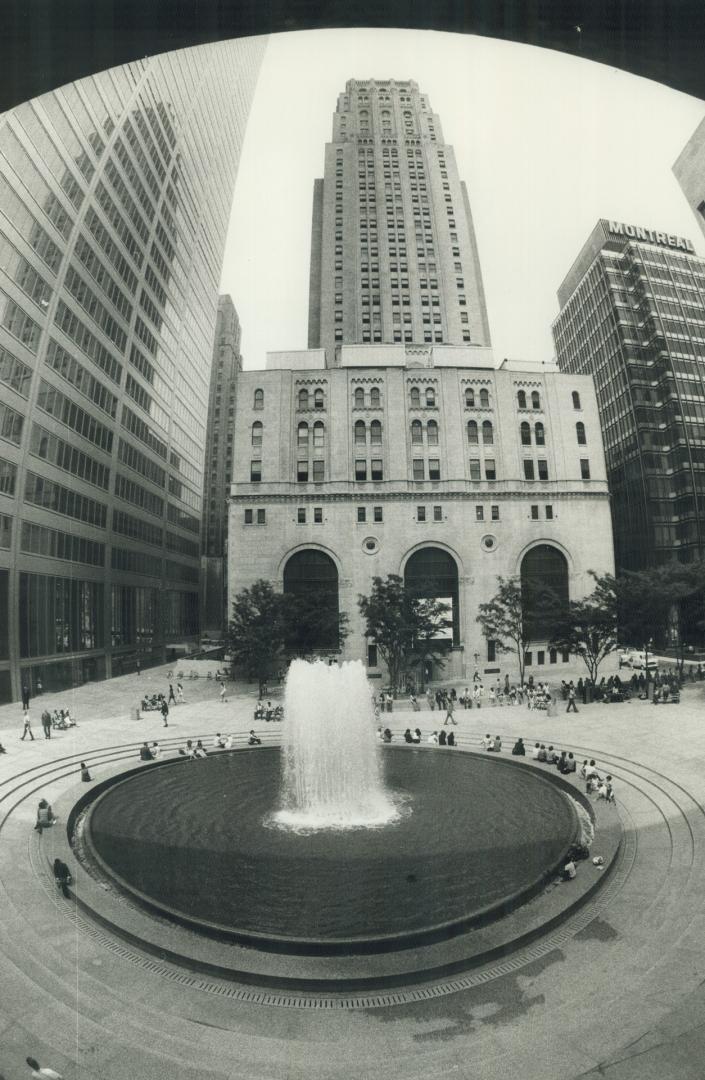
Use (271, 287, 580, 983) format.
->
(566, 684, 579, 713)
(426, 689, 435, 711)
(20, 710, 34, 741)
(176, 682, 185, 704)
(21, 683, 30, 710)
(41, 709, 52, 739)
(220, 682, 228, 703)
(444, 697, 457, 725)
(168, 683, 176, 705)
(161, 700, 169, 727)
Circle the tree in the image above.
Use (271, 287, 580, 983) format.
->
(547, 573, 619, 683)
(358, 574, 451, 692)
(227, 580, 287, 690)
(282, 591, 350, 659)
(613, 561, 705, 677)
(476, 576, 532, 686)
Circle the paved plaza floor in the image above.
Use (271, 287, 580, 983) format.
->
(0, 662, 704, 1080)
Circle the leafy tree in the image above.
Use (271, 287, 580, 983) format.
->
(547, 573, 619, 682)
(614, 561, 705, 677)
(227, 580, 287, 691)
(476, 576, 532, 686)
(282, 591, 350, 659)
(358, 574, 451, 692)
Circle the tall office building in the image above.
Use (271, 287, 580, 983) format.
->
(201, 295, 242, 636)
(229, 81, 613, 685)
(307, 79, 491, 366)
(553, 217, 705, 570)
(674, 115, 705, 242)
(0, 37, 266, 700)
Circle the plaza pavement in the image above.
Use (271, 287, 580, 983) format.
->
(0, 660, 704, 1080)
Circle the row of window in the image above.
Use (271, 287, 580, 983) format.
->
(297, 388, 325, 410)
(252, 385, 584, 414)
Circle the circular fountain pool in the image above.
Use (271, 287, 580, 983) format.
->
(85, 747, 578, 951)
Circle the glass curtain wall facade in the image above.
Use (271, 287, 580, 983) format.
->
(0, 37, 266, 699)
(553, 219, 705, 570)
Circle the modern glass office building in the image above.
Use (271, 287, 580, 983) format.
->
(0, 38, 265, 699)
(553, 218, 705, 570)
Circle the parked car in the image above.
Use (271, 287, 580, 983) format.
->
(618, 649, 657, 670)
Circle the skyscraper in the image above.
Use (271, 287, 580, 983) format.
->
(307, 79, 491, 365)
(553, 217, 705, 570)
(674, 115, 705, 242)
(201, 295, 242, 636)
(229, 82, 613, 685)
(0, 37, 266, 700)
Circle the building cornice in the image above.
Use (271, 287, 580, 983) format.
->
(229, 489, 610, 505)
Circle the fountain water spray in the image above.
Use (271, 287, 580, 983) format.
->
(273, 659, 399, 830)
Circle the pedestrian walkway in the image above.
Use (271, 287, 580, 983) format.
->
(0, 670, 703, 1079)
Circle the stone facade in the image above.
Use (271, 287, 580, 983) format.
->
(228, 346, 614, 684)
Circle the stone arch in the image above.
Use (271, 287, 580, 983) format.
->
(519, 542, 570, 640)
(282, 547, 341, 650)
(402, 544, 461, 646)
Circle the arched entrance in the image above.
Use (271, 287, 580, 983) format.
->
(404, 547, 460, 646)
(282, 549, 340, 651)
(520, 544, 569, 639)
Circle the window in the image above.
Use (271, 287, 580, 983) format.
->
(370, 419, 382, 446)
(476, 505, 484, 521)
(465, 387, 475, 407)
(467, 420, 478, 445)
(314, 507, 323, 523)
(572, 391, 581, 409)
(469, 459, 481, 480)
(410, 386, 420, 407)
(576, 422, 586, 445)
(370, 387, 380, 407)
(479, 388, 489, 408)
(562, 650, 570, 663)
(485, 459, 496, 480)
(524, 652, 532, 667)
(312, 460, 325, 482)
(550, 648, 557, 664)
(357, 506, 366, 523)
(531, 391, 541, 410)
(314, 389, 324, 410)
(537, 650, 545, 665)
(413, 459, 424, 480)
(538, 460, 549, 481)
(534, 422, 545, 446)
(298, 422, 309, 450)
(355, 459, 367, 480)
(433, 505, 442, 521)
(371, 459, 383, 481)
(313, 421, 324, 450)
(545, 505, 554, 520)
(428, 459, 440, 480)
(426, 419, 439, 446)
(250, 461, 261, 482)
(487, 640, 496, 662)
(244, 509, 253, 524)
(297, 507, 306, 524)
(520, 421, 531, 446)
(297, 460, 309, 482)
(517, 390, 527, 409)
(254, 388, 264, 409)
(531, 505, 539, 520)
(425, 387, 435, 406)
(354, 419, 366, 445)
(411, 419, 423, 444)
(354, 387, 365, 408)
(580, 458, 591, 479)
(251, 421, 263, 448)
(524, 460, 535, 480)
(373, 506, 383, 523)
(298, 388, 309, 409)
(482, 420, 493, 445)
(491, 505, 499, 521)
(256, 509, 266, 525)
(368, 643, 378, 667)
(416, 505, 426, 521)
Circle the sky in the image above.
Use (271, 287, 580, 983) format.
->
(220, 28, 705, 371)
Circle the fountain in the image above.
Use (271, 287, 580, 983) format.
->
(273, 659, 400, 830)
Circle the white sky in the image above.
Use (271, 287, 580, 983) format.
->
(221, 28, 705, 371)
